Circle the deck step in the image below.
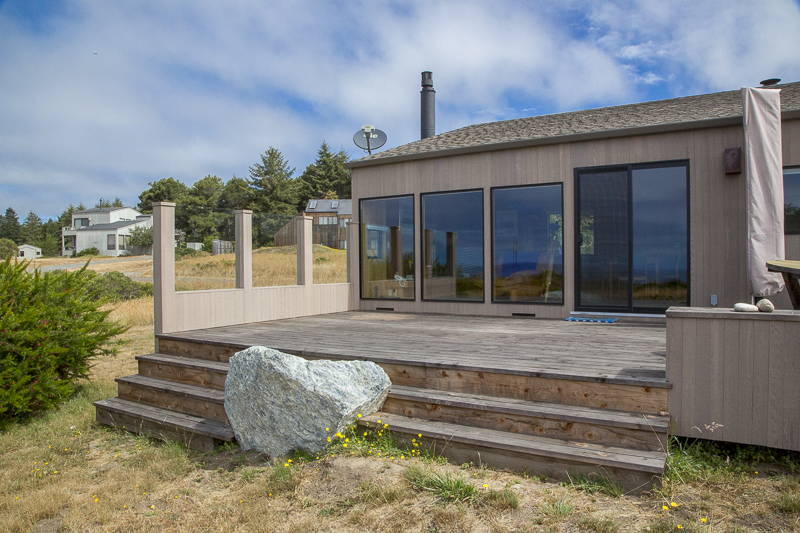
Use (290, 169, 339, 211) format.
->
(385, 386, 668, 451)
(94, 397, 234, 453)
(136, 353, 229, 390)
(360, 412, 665, 494)
(116, 375, 228, 423)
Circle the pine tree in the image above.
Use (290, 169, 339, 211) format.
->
(137, 178, 188, 213)
(178, 175, 226, 240)
(296, 142, 350, 210)
(248, 147, 299, 215)
(20, 211, 43, 246)
(1, 208, 21, 243)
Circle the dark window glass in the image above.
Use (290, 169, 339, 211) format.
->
(360, 196, 415, 299)
(785, 167, 800, 235)
(493, 184, 563, 303)
(631, 166, 688, 309)
(576, 162, 688, 313)
(422, 190, 484, 301)
(107, 234, 116, 250)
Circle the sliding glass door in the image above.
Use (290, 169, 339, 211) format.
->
(576, 161, 689, 313)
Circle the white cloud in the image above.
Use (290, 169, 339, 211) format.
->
(1, 0, 799, 219)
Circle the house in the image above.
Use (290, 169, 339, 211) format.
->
(344, 81, 800, 317)
(61, 207, 153, 257)
(273, 199, 352, 249)
(17, 244, 42, 258)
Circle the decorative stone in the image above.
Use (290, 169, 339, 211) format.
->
(733, 303, 759, 312)
(756, 299, 775, 313)
(224, 346, 391, 457)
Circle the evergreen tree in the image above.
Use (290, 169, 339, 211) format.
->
(96, 197, 124, 208)
(178, 175, 226, 240)
(220, 176, 253, 211)
(20, 211, 44, 245)
(248, 147, 299, 215)
(296, 142, 350, 210)
(137, 178, 188, 213)
(58, 204, 77, 229)
(1, 208, 21, 243)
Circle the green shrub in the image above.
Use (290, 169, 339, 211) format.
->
(176, 247, 203, 259)
(76, 246, 100, 257)
(0, 259, 128, 428)
(86, 271, 153, 302)
(0, 239, 16, 260)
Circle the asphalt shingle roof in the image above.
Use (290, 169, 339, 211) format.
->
(350, 82, 800, 166)
(304, 199, 352, 215)
(75, 220, 140, 230)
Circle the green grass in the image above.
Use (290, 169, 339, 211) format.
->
(772, 491, 800, 514)
(483, 486, 520, 510)
(404, 465, 479, 505)
(359, 480, 409, 505)
(538, 495, 575, 518)
(564, 473, 624, 497)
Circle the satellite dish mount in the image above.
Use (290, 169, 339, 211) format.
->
(353, 124, 387, 155)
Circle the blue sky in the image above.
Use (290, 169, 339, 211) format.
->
(2, 0, 800, 220)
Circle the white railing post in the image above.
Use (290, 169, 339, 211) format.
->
(297, 216, 313, 285)
(153, 202, 176, 339)
(235, 210, 253, 289)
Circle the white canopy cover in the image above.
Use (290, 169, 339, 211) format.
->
(742, 87, 785, 297)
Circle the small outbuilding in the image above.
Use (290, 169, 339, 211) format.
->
(18, 244, 42, 258)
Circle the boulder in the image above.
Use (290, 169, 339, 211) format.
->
(756, 299, 775, 313)
(224, 346, 391, 457)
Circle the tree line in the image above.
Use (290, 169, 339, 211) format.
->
(0, 142, 350, 255)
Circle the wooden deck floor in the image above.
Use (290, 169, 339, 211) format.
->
(160, 311, 668, 387)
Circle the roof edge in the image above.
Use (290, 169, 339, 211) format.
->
(346, 109, 800, 170)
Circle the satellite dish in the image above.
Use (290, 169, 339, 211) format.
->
(353, 125, 387, 155)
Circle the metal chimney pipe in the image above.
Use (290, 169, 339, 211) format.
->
(421, 71, 435, 140)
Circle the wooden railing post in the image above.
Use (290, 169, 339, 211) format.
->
(153, 202, 176, 339)
(235, 210, 253, 289)
(297, 216, 313, 285)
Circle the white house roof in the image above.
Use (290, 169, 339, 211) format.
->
(74, 206, 130, 214)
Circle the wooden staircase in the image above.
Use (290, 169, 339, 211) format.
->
(95, 335, 669, 493)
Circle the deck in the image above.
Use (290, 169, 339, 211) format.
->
(159, 311, 668, 387)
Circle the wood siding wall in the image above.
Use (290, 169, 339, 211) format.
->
(667, 307, 800, 451)
(352, 118, 800, 317)
(274, 213, 352, 249)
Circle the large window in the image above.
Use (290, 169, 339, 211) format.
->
(576, 161, 688, 313)
(785, 167, 800, 234)
(421, 190, 484, 301)
(107, 234, 116, 251)
(360, 196, 415, 299)
(492, 184, 563, 304)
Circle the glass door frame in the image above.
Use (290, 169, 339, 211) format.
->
(574, 160, 691, 314)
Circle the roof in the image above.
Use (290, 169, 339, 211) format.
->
(75, 220, 140, 231)
(347, 81, 800, 168)
(18, 244, 41, 250)
(304, 199, 352, 215)
(75, 207, 131, 214)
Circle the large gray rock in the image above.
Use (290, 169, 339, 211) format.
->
(224, 346, 391, 457)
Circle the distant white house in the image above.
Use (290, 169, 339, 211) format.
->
(18, 244, 42, 258)
(61, 207, 153, 257)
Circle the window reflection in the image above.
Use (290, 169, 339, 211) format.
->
(422, 190, 484, 301)
(360, 196, 415, 299)
(493, 184, 563, 303)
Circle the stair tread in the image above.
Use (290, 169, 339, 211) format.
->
(94, 397, 234, 441)
(389, 385, 669, 431)
(116, 374, 225, 403)
(360, 412, 666, 473)
(136, 353, 230, 373)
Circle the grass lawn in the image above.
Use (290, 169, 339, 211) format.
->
(3, 262, 800, 531)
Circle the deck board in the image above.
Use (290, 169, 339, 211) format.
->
(160, 311, 667, 386)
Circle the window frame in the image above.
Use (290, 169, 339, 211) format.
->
(784, 165, 800, 235)
(358, 194, 416, 301)
(107, 234, 116, 251)
(573, 159, 690, 313)
(420, 188, 485, 303)
(490, 182, 565, 305)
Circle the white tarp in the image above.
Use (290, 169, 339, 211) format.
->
(742, 87, 785, 297)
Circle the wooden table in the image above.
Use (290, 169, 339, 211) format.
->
(767, 260, 800, 309)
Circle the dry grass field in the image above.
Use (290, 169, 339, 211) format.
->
(3, 261, 800, 531)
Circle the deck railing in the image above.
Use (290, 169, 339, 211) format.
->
(153, 202, 357, 337)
